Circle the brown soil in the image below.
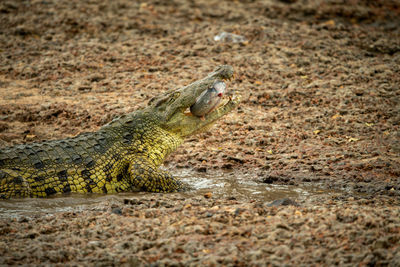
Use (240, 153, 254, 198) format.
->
(0, 0, 399, 265)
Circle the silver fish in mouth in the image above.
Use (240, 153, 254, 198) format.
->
(190, 81, 226, 118)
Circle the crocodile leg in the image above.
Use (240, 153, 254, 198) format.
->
(128, 159, 188, 192)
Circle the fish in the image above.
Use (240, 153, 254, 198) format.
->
(190, 81, 226, 119)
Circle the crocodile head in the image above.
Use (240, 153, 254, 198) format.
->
(147, 65, 240, 137)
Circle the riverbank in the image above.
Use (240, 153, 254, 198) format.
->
(0, 0, 399, 265)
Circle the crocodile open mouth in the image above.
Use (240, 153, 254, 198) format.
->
(191, 78, 239, 120)
(185, 78, 236, 116)
(209, 78, 239, 114)
(151, 65, 239, 136)
(210, 92, 240, 117)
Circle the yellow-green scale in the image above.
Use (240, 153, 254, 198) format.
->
(0, 112, 185, 198)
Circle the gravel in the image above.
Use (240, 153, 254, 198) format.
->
(0, 0, 399, 265)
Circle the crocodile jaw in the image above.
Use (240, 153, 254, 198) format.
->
(165, 93, 240, 137)
(147, 65, 240, 137)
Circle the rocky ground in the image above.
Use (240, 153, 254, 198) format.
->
(0, 0, 399, 265)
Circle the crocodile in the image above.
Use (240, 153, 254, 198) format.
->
(0, 65, 239, 199)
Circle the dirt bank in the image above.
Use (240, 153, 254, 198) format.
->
(0, 0, 399, 265)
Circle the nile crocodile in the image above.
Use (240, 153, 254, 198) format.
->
(0, 65, 239, 198)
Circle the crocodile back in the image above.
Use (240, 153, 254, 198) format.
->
(0, 111, 184, 198)
(0, 130, 126, 198)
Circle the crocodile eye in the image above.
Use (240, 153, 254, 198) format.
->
(172, 92, 180, 100)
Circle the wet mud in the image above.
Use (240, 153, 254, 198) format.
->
(0, 0, 400, 265)
(0, 170, 338, 219)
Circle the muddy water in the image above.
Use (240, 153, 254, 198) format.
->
(0, 170, 337, 218)
(179, 169, 334, 201)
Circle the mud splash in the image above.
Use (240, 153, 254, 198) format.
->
(0, 170, 338, 219)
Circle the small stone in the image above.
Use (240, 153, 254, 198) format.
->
(111, 207, 122, 215)
(193, 45, 207, 51)
(87, 73, 105, 82)
(267, 198, 299, 207)
(204, 192, 212, 199)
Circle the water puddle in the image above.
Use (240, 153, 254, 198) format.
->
(0, 170, 337, 219)
(180, 169, 334, 201)
(0, 194, 114, 219)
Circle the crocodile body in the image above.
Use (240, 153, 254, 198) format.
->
(0, 65, 239, 198)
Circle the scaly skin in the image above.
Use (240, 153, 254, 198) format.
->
(0, 65, 240, 198)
